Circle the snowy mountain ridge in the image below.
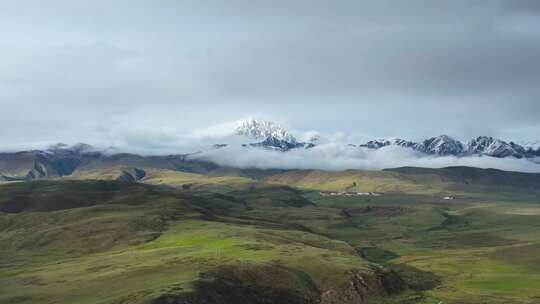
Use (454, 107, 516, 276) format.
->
(233, 119, 313, 151)
(232, 119, 540, 157)
(235, 119, 297, 143)
(360, 135, 540, 158)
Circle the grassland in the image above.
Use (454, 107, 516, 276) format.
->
(0, 181, 385, 304)
(1, 166, 540, 304)
(215, 184, 540, 303)
(265, 167, 540, 199)
(0, 217, 373, 304)
(265, 169, 434, 194)
(67, 166, 257, 192)
(292, 193, 540, 303)
(141, 168, 255, 191)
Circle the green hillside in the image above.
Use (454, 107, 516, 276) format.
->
(2, 165, 540, 304)
(265, 166, 540, 197)
(264, 169, 432, 193)
(0, 181, 402, 304)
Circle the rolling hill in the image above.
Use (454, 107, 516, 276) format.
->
(264, 166, 540, 197)
(0, 180, 404, 304)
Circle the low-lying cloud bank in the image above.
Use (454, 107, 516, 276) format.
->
(190, 143, 540, 173)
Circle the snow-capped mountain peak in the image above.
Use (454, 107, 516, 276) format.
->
(232, 119, 314, 151)
(359, 138, 392, 149)
(467, 136, 525, 158)
(359, 138, 418, 149)
(235, 119, 297, 143)
(419, 135, 464, 156)
(467, 136, 495, 154)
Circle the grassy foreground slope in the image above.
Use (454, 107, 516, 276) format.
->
(308, 193, 540, 304)
(242, 188, 540, 304)
(2, 165, 540, 304)
(0, 181, 402, 304)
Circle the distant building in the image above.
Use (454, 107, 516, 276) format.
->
(319, 191, 382, 197)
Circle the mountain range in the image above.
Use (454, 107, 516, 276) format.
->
(359, 135, 540, 159)
(233, 119, 540, 159)
(0, 144, 198, 181)
(1, 119, 540, 182)
(232, 119, 540, 160)
(214, 119, 540, 159)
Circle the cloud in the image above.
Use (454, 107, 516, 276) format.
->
(299, 130, 321, 143)
(1, 1, 540, 150)
(188, 120, 244, 139)
(190, 143, 540, 173)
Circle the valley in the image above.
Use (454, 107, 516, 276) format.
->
(1, 156, 540, 303)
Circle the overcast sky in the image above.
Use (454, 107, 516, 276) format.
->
(1, 0, 540, 152)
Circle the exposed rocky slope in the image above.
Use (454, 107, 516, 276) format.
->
(151, 264, 404, 304)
